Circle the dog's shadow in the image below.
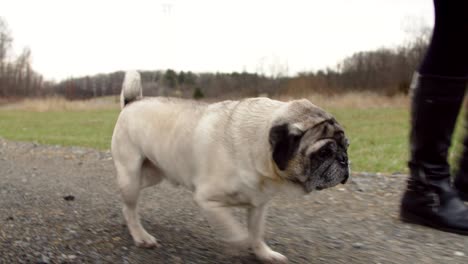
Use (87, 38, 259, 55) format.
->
(116, 218, 262, 264)
(112, 185, 262, 263)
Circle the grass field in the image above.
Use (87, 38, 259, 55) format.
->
(0, 110, 118, 150)
(0, 95, 465, 174)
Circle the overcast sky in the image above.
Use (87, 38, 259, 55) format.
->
(2, 0, 433, 81)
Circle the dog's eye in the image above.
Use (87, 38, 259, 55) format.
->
(318, 146, 333, 159)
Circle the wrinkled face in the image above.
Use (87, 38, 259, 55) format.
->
(294, 126, 349, 192)
(270, 118, 350, 193)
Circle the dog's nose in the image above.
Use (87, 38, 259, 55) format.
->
(337, 154, 348, 167)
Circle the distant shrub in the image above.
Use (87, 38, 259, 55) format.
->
(193, 87, 204, 99)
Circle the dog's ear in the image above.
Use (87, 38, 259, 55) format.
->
(269, 124, 303, 171)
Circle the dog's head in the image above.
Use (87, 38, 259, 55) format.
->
(269, 99, 350, 193)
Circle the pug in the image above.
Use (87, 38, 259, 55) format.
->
(111, 71, 350, 263)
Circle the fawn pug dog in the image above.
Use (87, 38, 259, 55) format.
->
(111, 71, 350, 263)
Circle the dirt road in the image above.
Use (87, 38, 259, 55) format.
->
(0, 138, 467, 263)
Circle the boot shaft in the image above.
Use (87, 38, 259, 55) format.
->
(409, 73, 466, 180)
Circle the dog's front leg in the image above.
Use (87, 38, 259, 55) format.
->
(248, 204, 287, 263)
(195, 196, 248, 247)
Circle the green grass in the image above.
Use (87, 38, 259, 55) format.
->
(0, 110, 118, 150)
(329, 107, 410, 174)
(0, 107, 464, 174)
(451, 111, 467, 175)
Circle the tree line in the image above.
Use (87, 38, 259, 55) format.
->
(0, 16, 430, 100)
(0, 18, 47, 98)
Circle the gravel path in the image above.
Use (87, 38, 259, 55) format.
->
(1, 138, 467, 264)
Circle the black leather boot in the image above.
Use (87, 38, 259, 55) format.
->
(400, 73, 468, 235)
(454, 131, 468, 201)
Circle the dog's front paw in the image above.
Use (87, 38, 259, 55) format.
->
(133, 233, 160, 248)
(254, 243, 288, 263)
(257, 250, 287, 263)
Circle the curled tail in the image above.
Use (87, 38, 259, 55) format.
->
(120, 71, 143, 109)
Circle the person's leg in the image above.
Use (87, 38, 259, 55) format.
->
(427, 0, 468, 200)
(419, 0, 468, 77)
(400, 0, 468, 234)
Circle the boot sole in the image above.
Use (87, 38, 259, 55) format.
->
(400, 211, 468, 236)
(457, 190, 468, 202)
(453, 184, 468, 202)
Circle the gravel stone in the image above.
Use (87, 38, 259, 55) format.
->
(352, 242, 365, 249)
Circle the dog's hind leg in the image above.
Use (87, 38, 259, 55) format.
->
(115, 156, 160, 248)
(140, 159, 164, 189)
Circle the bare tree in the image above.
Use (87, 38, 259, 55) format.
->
(0, 18, 46, 98)
(0, 17, 13, 96)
